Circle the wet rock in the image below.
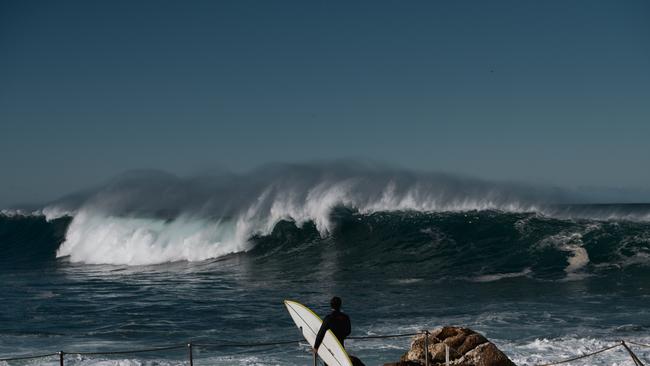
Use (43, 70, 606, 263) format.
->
(384, 326, 515, 366)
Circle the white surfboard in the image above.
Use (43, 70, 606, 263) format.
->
(284, 300, 353, 366)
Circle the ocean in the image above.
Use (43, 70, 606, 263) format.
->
(0, 166, 649, 365)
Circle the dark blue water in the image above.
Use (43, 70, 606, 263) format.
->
(1, 207, 649, 365)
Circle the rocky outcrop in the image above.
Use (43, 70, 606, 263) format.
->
(384, 326, 515, 366)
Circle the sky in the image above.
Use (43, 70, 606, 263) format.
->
(1, 0, 649, 207)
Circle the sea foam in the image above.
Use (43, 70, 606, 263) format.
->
(38, 163, 650, 265)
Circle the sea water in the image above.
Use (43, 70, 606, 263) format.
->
(1, 167, 649, 365)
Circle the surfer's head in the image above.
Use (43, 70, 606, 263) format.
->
(330, 296, 342, 311)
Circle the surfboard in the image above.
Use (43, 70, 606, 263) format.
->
(284, 300, 353, 366)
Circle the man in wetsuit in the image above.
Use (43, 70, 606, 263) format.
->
(314, 296, 351, 353)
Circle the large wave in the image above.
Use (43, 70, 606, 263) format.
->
(8, 162, 650, 266)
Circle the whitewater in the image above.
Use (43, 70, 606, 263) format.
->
(1, 163, 649, 365)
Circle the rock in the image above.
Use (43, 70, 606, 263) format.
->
(457, 342, 515, 366)
(457, 333, 488, 355)
(384, 326, 515, 366)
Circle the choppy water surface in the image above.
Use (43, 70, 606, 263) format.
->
(1, 207, 649, 365)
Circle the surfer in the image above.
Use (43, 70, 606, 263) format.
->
(314, 296, 351, 354)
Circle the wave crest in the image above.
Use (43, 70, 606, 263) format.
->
(38, 163, 650, 265)
(56, 211, 252, 265)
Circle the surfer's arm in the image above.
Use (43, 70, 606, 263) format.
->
(314, 316, 330, 350)
(345, 315, 351, 337)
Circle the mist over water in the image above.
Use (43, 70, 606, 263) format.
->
(1, 162, 649, 365)
(21, 162, 647, 265)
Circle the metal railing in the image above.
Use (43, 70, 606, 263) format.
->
(0, 332, 647, 365)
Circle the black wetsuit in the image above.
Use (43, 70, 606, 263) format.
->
(314, 309, 351, 350)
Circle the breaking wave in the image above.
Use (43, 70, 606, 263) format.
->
(2, 162, 650, 268)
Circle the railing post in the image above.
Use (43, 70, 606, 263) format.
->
(188, 343, 194, 366)
(58, 351, 64, 366)
(424, 330, 429, 366)
(621, 341, 645, 366)
(445, 344, 450, 366)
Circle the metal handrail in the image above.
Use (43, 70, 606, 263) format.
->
(0, 332, 647, 365)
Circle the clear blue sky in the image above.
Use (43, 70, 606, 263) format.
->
(1, 0, 649, 207)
